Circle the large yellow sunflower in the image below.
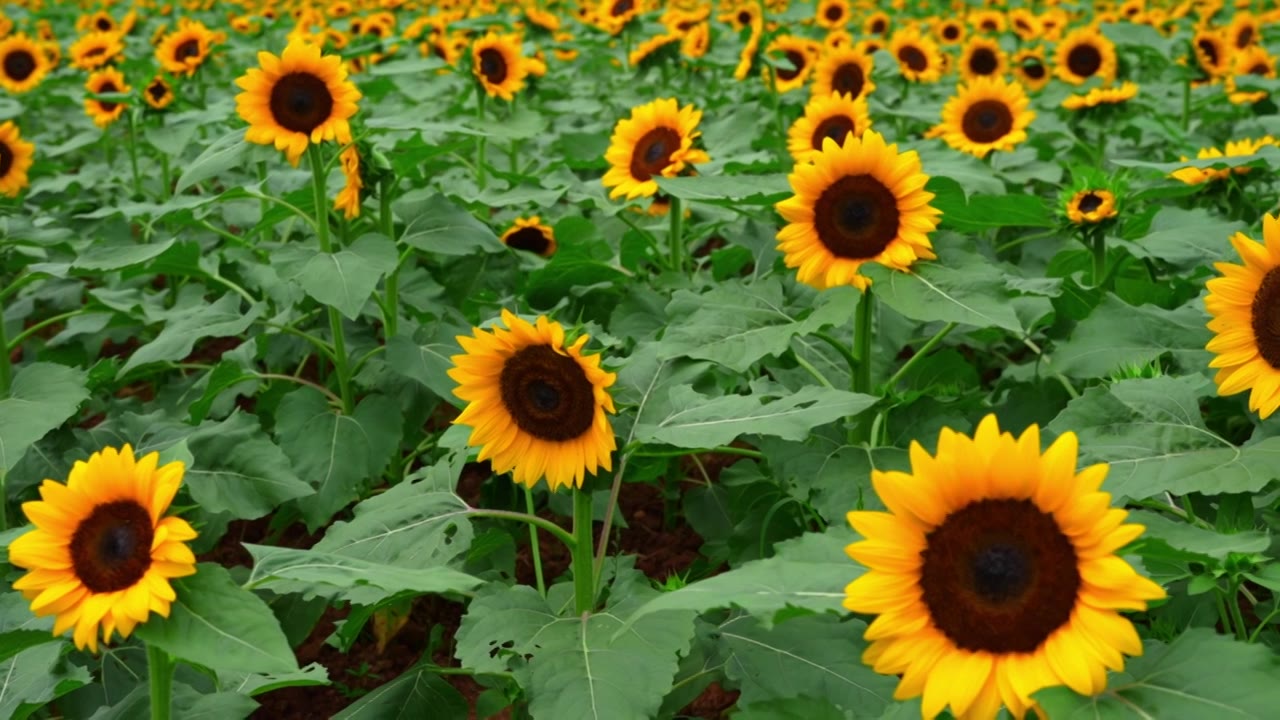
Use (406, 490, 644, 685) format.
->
(845, 416, 1165, 720)
(890, 28, 944, 83)
(602, 97, 710, 200)
(69, 31, 124, 71)
(502, 216, 558, 257)
(8, 445, 198, 653)
(788, 91, 872, 164)
(936, 77, 1035, 159)
(1054, 27, 1117, 85)
(811, 46, 875, 102)
(0, 34, 49, 94)
(84, 67, 130, 129)
(959, 35, 1006, 82)
(472, 32, 538, 101)
(775, 130, 940, 291)
(1206, 214, 1280, 418)
(764, 35, 818, 93)
(234, 39, 361, 167)
(155, 21, 217, 76)
(0, 120, 34, 198)
(449, 310, 617, 492)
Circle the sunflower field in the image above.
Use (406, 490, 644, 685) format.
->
(6, 0, 1280, 717)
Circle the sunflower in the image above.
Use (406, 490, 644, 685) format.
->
(1008, 9, 1040, 41)
(788, 91, 872, 164)
(1227, 46, 1277, 103)
(0, 121, 34, 198)
(597, 0, 641, 35)
(1062, 81, 1139, 110)
(934, 18, 965, 45)
(69, 31, 124, 71)
(472, 32, 539, 101)
(603, 97, 709, 200)
(811, 46, 875, 101)
(1054, 27, 1117, 85)
(84, 67, 130, 129)
(1065, 189, 1118, 224)
(1227, 11, 1259, 50)
(722, 3, 761, 33)
(334, 145, 363, 219)
(1193, 28, 1233, 77)
(234, 39, 361, 167)
(1170, 138, 1269, 185)
(8, 445, 198, 653)
(82, 10, 118, 34)
(681, 23, 710, 59)
(824, 29, 854, 51)
(845, 416, 1165, 720)
(0, 34, 49, 94)
(764, 35, 818, 93)
(143, 75, 174, 110)
(1205, 215, 1280, 418)
(960, 35, 1006, 82)
(816, 0, 850, 29)
(502, 216, 557, 257)
(1012, 48, 1050, 91)
(936, 76, 1035, 159)
(629, 32, 682, 67)
(863, 11, 890, 36)
(775, 130, 940, 291)
(449, 311, 617, 492)
(890, 29, 944, 83)
(155, 21, 217, 76)
(969, 9, 1007, 33)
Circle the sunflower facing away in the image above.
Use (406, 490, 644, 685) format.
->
(1065, 189, 1118, 224)
(1206, 214, 1280, 419)
(1054, 27, 1117, 85)
(811, 46, 875, 102)
(0, 33, 49, 94)
(845, 416, 1165, 720)
(788, 91, 872, 164)
(602, 97, 710, 200)
(235, 38, 362, 166)
(70, 31, 124, 71)
(937, 76, 1035, 159)
(472, 32, 539, 101)
(84, 67, 130, 129)
(776, 130, 940, 291)
(143, 75, 174, 110)
(0, 120, 34, 198)
(502, 216, 558, 257)
(8, 445, 198, 652)
(449, 310, 617, 491)
(155, 21, 217, 76)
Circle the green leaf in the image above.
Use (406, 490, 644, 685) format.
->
(719, 614, 896, 715)
(276, 234, 399, 320)
(396, 190, 505, 256)
(0, 363, 89, 473)
(244, 544, 482, 605)
(0, 641, 90, 719)
(182, 413, 315, 520)
(1129, 510, 1270, 561)
(385, 325, 465, 401)
(1035, 629, 1280, 719)
(732, 698, 849, 720)
(121, 294, 264, 374)
(1118, 207, 1246, 271)
(70, 237, 177, 271)
(331, 666, 467, 720)
(0, 592, 56, 664)
(218, 663, 330, 697)
(928, 177, 1054, 231)
(655, 174, 790, 205)
(134, 564, 299, 675)
(175, 129, 249, 194)
(861, 256, 1025, 333)
(1050, 296, 1212, 378)
(1047, 376, 1280, 500)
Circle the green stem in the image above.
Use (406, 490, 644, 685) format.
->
(6, 309, 84, 350)
(794, 353, 834, 388)
(1090, 229, 1107, 289)
(883, 322, 958, 391)
(1181, 78, 1191, 133)
(465, 508, 576, 551)
(812, 331, 860, 380)
(475, 90, 488, 191)
(160, 154, 172, 200)
(524, 488, 546, 597)
(850, 287, 875, 444)
(572, 488, 595, 615)
(631, 446, 764, 460)
(669, 196, 684, 273)
(308, 145, 354, 415)
(1228, 580, 1250, 641)
(380, 178, 399, 339)
(147, 644, 174, 720)
(257, 161, 269, 223)
(126, 112, 142, 198)
(0, 305, 10, 396)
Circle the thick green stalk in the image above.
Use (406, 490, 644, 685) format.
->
(380, 178, 399, 338)
(883, 322, 958, 391)
(308, 145, 354, 414)
(147, 644, 174, 720)
(572, 489, 595, 615)
(0, 306, 11, 396)
(849, 288, 875, 445)
(669, 197, 684, 272)
(524, 488, 546, 597)
(1090, 229, 1107, 289)
(160, 154, 172, 200)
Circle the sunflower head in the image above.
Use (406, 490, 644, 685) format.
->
(156, 21, 217, 76)
(1192, 28, 1233, 77)
(816, 0, 850, 29)
(334, 144, 364, 220)
(602, 97, 710, 200)
(234, 39, 362, 166)
(502, 216, 558, 257)
(960, 35, 1006, 81)
(1206, 214, 1280, 418)
(863, 11, 890, 36)
(8, 445, 198, 653)
(143, 75, 175, 110)
(0, 120, 34, 198)
(890, 28, 944, 83)
(449, 310, 617, 491)
(0, 34, 50, 94)
(936, 76, 1035, 159)
(70, 31, 124, 71)
(811, 46, 875, 102)
(1012, 48, 1050, 91)
(764, 35, 819, 93)
(84, 67, 131, 129)
(1054, 27, 1118, 85)
(471, 32, 537, 101)
(934, 18, 965, 45)
(845, 415, 1164, 719)
(776, 130, 940, 291)
(788, 91, 873, 164)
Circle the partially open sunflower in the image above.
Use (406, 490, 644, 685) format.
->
(0, 120, 34, 198)
(472, 32, 538, 101)
(449, 310, 617, 492)
(155, 21, 217, 76)
(597, 0, 641, 35)
(863, 11, 890, 36)
(764, 35, 818, 93)
(8, 445, 198, 653)
(960, 35, 1006, 82)
(1008, 9, 1040, 41)
(502, 216, 557, 257)
(1206, 214, 1280, 418)
(602, 97, 710, 200)
(1012, 48, 1050, 91)
(845, 415, 1165, 720)
(890, 28, 943, 83)
(84, 67, 130, 129)
(775, 130, 940, 290)
(143, 75, 174, 110)
(70, 31, 124, 71)
(787, 91, 872, 164)
(936, 76, 1035, 158)
(235, 38, 361, 166)
(1065, 189, 1118, 224)
(1055, 27, 1117, 85)
(0, 33, 49, 94)
(811, 46, 875, 102)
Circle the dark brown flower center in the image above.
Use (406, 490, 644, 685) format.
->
(70, 500, 155, 593)
(1238, 26, 1253, 48)
(961, 99, 1013, 143)
(630, 126, 681, 181)
(811, 114, 856, 151)
(968, 47, 998, 76)
(499, 344, 596, 441)
(1251, 267, 1280, 368)
(776, 50, 807, 81)
(96, 17, 114, 31)
(898, 45, 927, 72)
(148, 80, 168, 101)
(824, 4, 842, 22)
(611, 0, 634, 17)
(174, 39, 201, 61)
(97, 81, 120, 112)
(981, 20, 997, 31)
(84, 46, 107, 59)
(813, 174, 900, 259)
(506, 226, 552, 256)
(478, 47, 508, 84)
(831, 61, 865, 98)
(1022, 59, 1046, 80)
(871, 18, 886, 34)
(920, 499, 1080, 653)
(1067, 43, 1103, 77)
(1250, 63, 1270, 76)
(943, 25, 960, 41)
(1077, 192, 1104, 213)
(4, 50, 36, 81)
(0, 141, 13, 178)
(1197, 38, 1220, 67)
(737, 10, 752, 26)
(268, 72, 334, 134)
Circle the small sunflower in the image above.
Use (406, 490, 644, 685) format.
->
(602, 97, 710, 200)
(1008, 9, 1041, 41)
(845, 416, 1165, 719)
(722, 3, 761, 33)
(775, 130, 940, 291)
(1228, 46, 1277, 103)
(333, 145, 363, 219)
(449, 310, 617, 492)
(764, 35, 818, 93)
(1012, 48, 1050, 91)
(1192, 28, 1233, 78)
(143, 75, 174, 110)
(960, 35, 1006, 82)
(863, 11, 890, 36)
(934, 18, 965, 45)
(629, 32, 682, 67)
(1062, 81, 1140, 110)
(1206, 214, 1280, 418)
(597, 0, 641, 35)
(69, 31, 124, 71)
(0, 120, 35, 198)
(1228, 11, 1260, 50)
(788, 91, 872, 164)
(1065, 189, 1119, 225)
(816, 0, 850, 30)
(472, 32, 538, 101)
(8, 445, 198, 653)
(155, 21, 217, 76)
(0, 34, 49, 94)
(1054, 27, 1117, 85)
(84, 67, 130, 129)
(969, 9, 1006, 34)
(681, 23, 710, 59)
(234, 39, 362, 166)
(936, 77, 1035, 159)
(811, 46, 875, 102)
(890, 29, 944, 83)
(824, 29, 855, 52)
(502, 216, 557, 257)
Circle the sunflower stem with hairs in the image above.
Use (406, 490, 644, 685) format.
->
(1088, 227, 1107, 289)
(524, 488, 547, 596)
(148, 644, 174, 720)
(572, 487, 595, 615)
(883, 321, 958, 392)
(850, 287, 875, 444)
(307, 145, 354, 414)
(669, 196, 684, 272)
